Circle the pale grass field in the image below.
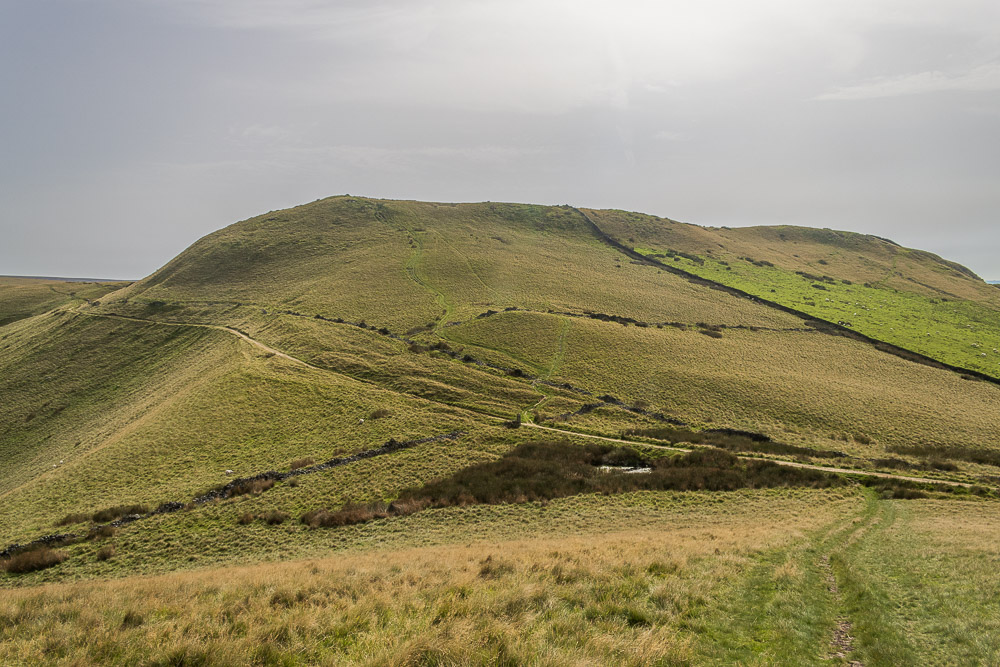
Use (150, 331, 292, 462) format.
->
(0, 488, 861, 666)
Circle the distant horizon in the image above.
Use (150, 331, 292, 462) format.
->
(0, 275, 133, 284)
(4, 205, 1000, 286)
(3, 2, 1000, 281)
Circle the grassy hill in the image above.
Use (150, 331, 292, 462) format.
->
(2, 196, 999, 664)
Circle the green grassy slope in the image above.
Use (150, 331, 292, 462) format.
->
(586, 208, 1000, 379)
(0, 310, 482, 545)
(76, 197, 998, 459)
(587, 208, 999, 304)
(97, 198, 802, 331)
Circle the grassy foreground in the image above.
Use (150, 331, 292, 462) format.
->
(0, 488, 863, 665)
(5, 489, 999, 665)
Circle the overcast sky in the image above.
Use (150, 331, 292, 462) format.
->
(2, 0, 999, 280)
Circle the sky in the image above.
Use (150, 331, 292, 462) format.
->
(2, 0, 999, 280)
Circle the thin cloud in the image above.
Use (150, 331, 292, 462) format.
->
(815, 62, 1000, 100)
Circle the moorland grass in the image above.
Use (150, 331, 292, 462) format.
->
(3, 197, 1000, 664)
(0, 488, 862, 664)
(0, 312, 476, 545)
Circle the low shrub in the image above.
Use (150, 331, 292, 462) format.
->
(121, 611, 144, 629)
(228, 479, 275, 498)
(237, 513, 254, 525)
(925, 459, 959, 472)
(3, 547, 67, 574)
(87, 525, 116, 540)
(261, 511, 290, 525)
(369, 408, 392, 420)
(300, 441, 847, 532)
(622, 426, 847, 459)
(288, 457, 315, 471)
(873, 457, 958, 472)
(56, 512, 91, 527)
(92, 505, 148, 523)
(478, 556, 515, 579)
(96, 545, 115, 561)
(302, 504, 386, 528)
(888, 444, 1000, 468)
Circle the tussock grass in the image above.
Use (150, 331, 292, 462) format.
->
(2, 547, 67, 574)
(86, 525, 116, 541)
(288, 457, 314, 470)
(888, 444, 1000, 468)
(226, 479, 274, 498)
(873, 457, 958, 472)
(55, 513, 90, 527)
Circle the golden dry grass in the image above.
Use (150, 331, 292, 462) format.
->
(0, 488, 861, 665)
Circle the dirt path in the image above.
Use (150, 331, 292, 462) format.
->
(75, 308, 323, 370)
(821, 553, 862, 665)
(402, 228, 452, 332)
(219, 326, 318, 368)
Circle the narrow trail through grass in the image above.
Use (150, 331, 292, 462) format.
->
(403, 229, 452, 333)
(436, 230, 496, 299)
(522, 317, 572, 422)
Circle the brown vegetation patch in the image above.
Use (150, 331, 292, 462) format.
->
(288, 457, 315, 471)
(2, 547, 67, 574)
(622, 426, 848, 460)
(300, 440, 845, 530)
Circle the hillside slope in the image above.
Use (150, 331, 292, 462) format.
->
(2, 198, 997, 543)
(4, 196, 1000, 663)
